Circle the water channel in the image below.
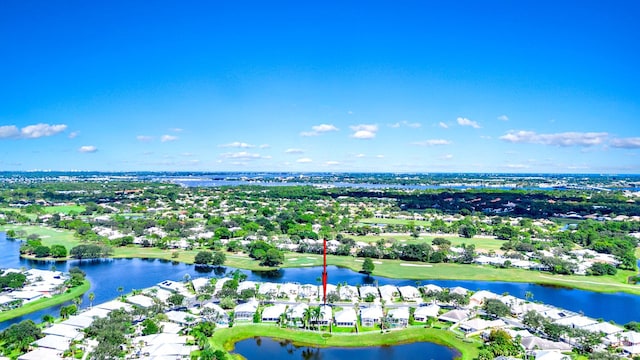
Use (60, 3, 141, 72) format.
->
(232, 337, 458, 360)
(1, 233, 639, 330)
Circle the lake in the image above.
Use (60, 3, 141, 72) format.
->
(1, 233, 639, 329)
(232, 337, 458, 360)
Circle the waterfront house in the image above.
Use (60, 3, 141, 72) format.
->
(413, 304, 440, 322)
(398, 285, 421, 302)
(421, 284, 443, 294)
(334, 308, 357, 327)
(127, 294, 155, 308)
(358, 286, 379, 301)
(530, 350, 571, 360)
(438, 309, 470, 323)
(165, 310, 200, 326)
(33, 335, 72, 352)
(315, 305, 333, 326)
(234, 300, 259, 321)
(18, 347, 63, 360)
(387, 307, 410, 328)
(520, 336, 573, 352)
(287, 303, 309, 327)
(261, 304, 287, 322)
(360, 305, 383, 327)
(459, 318, 505, 334)
(378, 285, 399, 302)
(338, 285, 359, 302)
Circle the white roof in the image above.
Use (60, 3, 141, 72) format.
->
(191, 277, 210, 291)
(166, 310, 200, 324)
(623, 345, 640, 355)
(378, 285, 397, 301)
(236, 281, 257, 292)
(288, 303, 308, 319)
(388, 307, 410, 320)
(61, 315, 95, 329)
(127, 294, 155, 308)
(531, 350, 571, 360)
(414, 304, 440, 319)
(521, 337, 573, 351)
(136, 332, 187, 346)
(360, 305, 383, 320)
(95, 299, 133, 312)
(79, 307, 111, 319)
(581, 321, 624, 335)
(234, 300, 259, 313)
(422, 284, 443, 293)
(359, 286, 379, 298)
(398, 285, 420, 299)
(449, 286, 469, 295)
(18, 347, 63, 360)
(459, 318, 505, 332)
(33, 335, 71, 351)
(334, 308, 357, 323)
(43, 323, 82, 339)
(553, 315, 597, 328)
(258, 282, 279, 294)
(438, 309, 470, 323)
(262, 304, 287, 319)
(143, 342, 195, 357)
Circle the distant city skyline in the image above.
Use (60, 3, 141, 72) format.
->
(1, 1, 639, 173)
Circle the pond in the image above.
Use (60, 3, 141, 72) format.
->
(1, 233, 639, 329)
(232, 337, 458, 360)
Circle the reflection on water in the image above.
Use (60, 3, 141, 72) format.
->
(232, 337, 458, 360)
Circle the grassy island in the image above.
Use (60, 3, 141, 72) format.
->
(0, 279, 90, 322)
(209, 324, 480, 360)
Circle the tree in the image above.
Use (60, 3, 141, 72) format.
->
(50, 244, 68, 258)
(261, 248, 284, 267)
(458, 224, 477, 238)
(141, 318, 161, 335)
(0, 319, 43, 353)
(88, 292, 95, 308)
(212, 251, 226, 266)
(167, 293, 185, 307)
(483, 298, 510, 318)
(362, 258, 375, 275)
(195, 251, 214, 265)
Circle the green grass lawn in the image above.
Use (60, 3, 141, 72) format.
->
(210, 324, 480, 360)
(347, 234, 505, 252)
(0, 224, 81, 249)
(0, 280, 90, 322)
(42, 205, 86, 214)
(360, 217, 432, 227)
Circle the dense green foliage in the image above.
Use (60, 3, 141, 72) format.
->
(0, 271, 26, 289)
(0, 320, 43, 355)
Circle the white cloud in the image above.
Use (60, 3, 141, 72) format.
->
(259, 144, 270, 149)
(355, 153, 366, 158)
(68, 131, 79, 139)
(170, 128, 183, 133)
(350, 124, 378, 139)
(499, 130, 608, 147)
(0, 123, 67, 139)
(78, 145, 97, 153)
(325, 161, 340, 166)
(220, 141, 255, 148)
(161, 135, 178, 142)
(505, 164, 530, 169)
(438, 122, 449, 129)
(0, 125, 19, 138)
(285, 148, 304, 154)
(296, 157, 313, 163)
(610, 137, 640, 149)
(390, 121, 421, 129)
(441, 154, 454, 160)
(137, 135, 153, 142)
(457, 117, 481, 128)
(375, 154, 385, 158)
(497, 115, 509, 121)
(300, 124, 339, 136)
(412, 139, 451, 146)
(220, 151, 262, 160)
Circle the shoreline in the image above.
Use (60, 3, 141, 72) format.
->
(210, 324, 479, 360)
(0, 279, 90, 322)
(19, 250, 640, 296)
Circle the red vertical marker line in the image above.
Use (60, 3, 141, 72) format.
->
(322, 238, 328, 304)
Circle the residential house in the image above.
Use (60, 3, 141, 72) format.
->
(413, 304, 440, 322)
(234, 300, 259, 321)
(334, 308, 357, 327)
(261, 304, 287, 323)
(387, 307, 410, 328)
(398, 285, 421, 302)
(378, 285, 399, 303)
(360, 305, 384, 327)
(438, 309, 470, 324)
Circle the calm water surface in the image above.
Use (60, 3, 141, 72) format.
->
(232, 337, 457, 360)
(1, 233, 639, 329)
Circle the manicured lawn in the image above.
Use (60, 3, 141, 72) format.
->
(0, 280, 90, 322)
(210, 324, 480, 360)
(0, 225, 81, 249)
(42, 205, 86, 214)
(360, 217, 432, 227)
(347, 234, 505, 252)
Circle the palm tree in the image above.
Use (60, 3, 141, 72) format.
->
(117, 286, 124, 299)
(525, 291, 534, 302)
(303, 307, 313, 330)
(311, 306, 322, 331)
(88, 292, 95, 308)
(72, 296, 82, 309)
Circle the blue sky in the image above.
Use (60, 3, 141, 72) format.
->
(1, 0, 639, 173)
